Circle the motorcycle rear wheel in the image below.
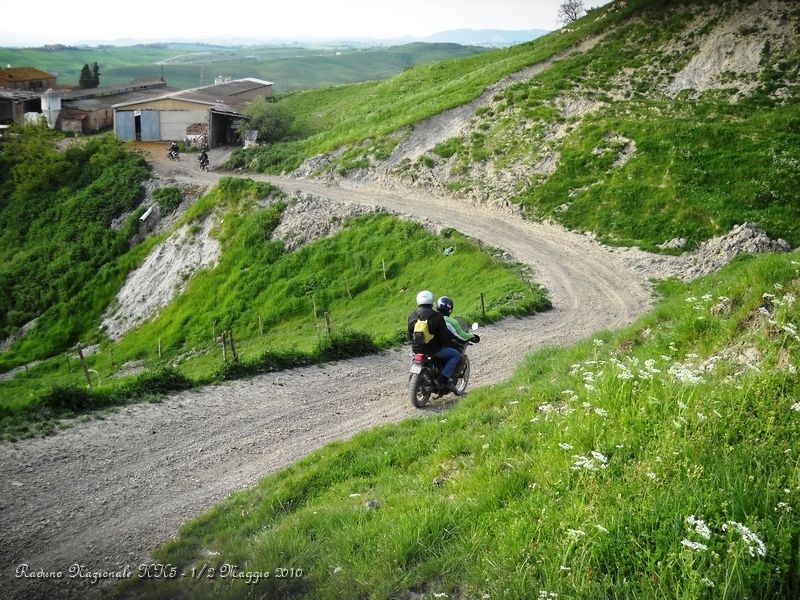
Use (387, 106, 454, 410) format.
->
(409, 371, 432, 408)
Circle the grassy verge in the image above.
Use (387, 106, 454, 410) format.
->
(120, 249, 800, 599)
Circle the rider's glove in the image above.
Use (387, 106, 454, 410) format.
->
(471, 334, 480, 343)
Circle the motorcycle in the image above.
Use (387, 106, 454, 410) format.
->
(199, 156, 210, 172)
(167, 148, 180, 160)
(408, 320, 478, 408)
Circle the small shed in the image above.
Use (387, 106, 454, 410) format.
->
(113, 78, 273, 148)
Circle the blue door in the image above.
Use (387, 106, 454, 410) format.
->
(140, 111, 160, 141)
(115, 111, 135, 141)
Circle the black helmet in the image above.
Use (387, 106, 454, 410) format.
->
(437, 296, 453, 316)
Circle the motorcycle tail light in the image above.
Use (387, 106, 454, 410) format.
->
(413, 353, 426, 363)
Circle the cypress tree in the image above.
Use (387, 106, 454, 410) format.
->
(79, 64, 93, 89)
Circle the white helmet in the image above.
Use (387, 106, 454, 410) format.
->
(416, 290, 434, 306)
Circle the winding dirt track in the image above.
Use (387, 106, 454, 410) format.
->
(0, 167, 655, 599)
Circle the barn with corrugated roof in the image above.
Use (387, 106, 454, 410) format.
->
(113, 77, 273, 147)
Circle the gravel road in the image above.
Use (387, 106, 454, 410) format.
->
(0, 164, 655, 599)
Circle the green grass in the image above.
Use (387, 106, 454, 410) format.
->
(0, 178, 549, 439)
(121, 249, 800, 599)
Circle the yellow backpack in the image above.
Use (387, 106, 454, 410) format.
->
(413, 318, 434, 345)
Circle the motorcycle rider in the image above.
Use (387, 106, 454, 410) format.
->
(436, 295, 479, 384)
(168, 141, 179, 159)
(436, 296, 480, 344)
(407, 290, 463, 394)
(198, 148, 209, 169)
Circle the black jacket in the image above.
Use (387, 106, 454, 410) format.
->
(407, 306, 453, 354)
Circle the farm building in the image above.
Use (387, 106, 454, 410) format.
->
(59, 79, 173, 134)
(0, 88, 42, 125)
(113, 78, 273, 147)
(0, 67, 57, 91)
(0, 67, 58, 125)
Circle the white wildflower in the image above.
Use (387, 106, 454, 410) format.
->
(591, 451, 608, 465)
(572, 455, 595, 471)
(333, 566, 342, 574)
(566, 529, 586, 539)
(701, 577, 715, 588)
(697, 412, 707, 421)
(723, 521, 767, 558)
(775, 502, 792, 513)
(669, 362, 704, 384)
(644, 359, 661, 373)
(774, 283, 784, 290)
(482, 443, 490, 449)
(584, 383, 596, 392)
(687, 516, 712, 540)
(582, 402, 593, 410)
(686, 296, 697, 303)
(791, 402, 800, 412)
(558, 442, 574, 450)
(596, 524, 609, 533)
(702, 293, 713, 301)
(562, 389, 575, 395)
(595, 407, 608, 417)
(433, 594, 448, 599)
(646, 471, 657, 480)
(681, 539, 708, 551)
(539, 404, 555, 414)
(678, 401, 687, 410)
(593, 339, 604, 347)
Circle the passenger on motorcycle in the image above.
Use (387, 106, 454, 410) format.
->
(407, 290, 462, 394)
(436, 296, 480, 344)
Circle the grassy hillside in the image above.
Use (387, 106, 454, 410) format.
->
(0, 128, 151, 359)
(123, 248, 800, 600)
(0, 42, 488, 91)
(234, 0, 800, 252)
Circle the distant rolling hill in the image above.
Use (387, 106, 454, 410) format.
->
(0, 42, 490, 92)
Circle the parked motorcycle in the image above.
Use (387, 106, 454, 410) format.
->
(408, 320, 478, 408)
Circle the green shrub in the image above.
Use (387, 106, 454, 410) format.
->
(154, 186, 183, 214)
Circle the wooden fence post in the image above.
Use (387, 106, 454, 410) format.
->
(229, 329, 239, 362)
(382, 259, 387, 280)
(221, 331, 228, 362)
(324, 312, 332, 337)
(77, 343, 92, 388)
(258, 314, 264, 336)
(158, 338, 162, 359)
(312, 295, 318, 318)
(480, 293, 486, 318)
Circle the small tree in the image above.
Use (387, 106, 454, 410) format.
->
(91, 62, 100, 88)
(558, 0, 585, 24)
(78, 64, 93, 89)
(240, 99, 294, 144)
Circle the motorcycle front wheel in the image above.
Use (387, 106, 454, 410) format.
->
(409, 371, 432, 408)
(454, 356, 470, 395)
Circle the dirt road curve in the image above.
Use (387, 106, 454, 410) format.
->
(0, 160, 655, 599)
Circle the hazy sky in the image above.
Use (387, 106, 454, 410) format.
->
(2, 0, 613, 45)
